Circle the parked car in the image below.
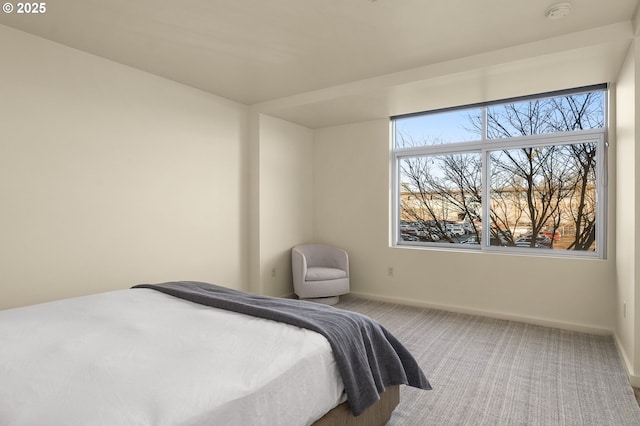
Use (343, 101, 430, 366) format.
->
(490, 237, 507, 246)
(461, 237, 480, 245)
(461, 223, 475, 233)
(447, 225, 465, 237)
(426, 232, 441, 241)
(519, 233, 553, 248)
(514, 239, 551, 249)
(539, 230, 561, 241)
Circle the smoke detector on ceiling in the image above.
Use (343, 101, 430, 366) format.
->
(545, 2, 572, 20)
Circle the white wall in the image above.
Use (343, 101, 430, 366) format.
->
(314, 117, 616, 333)
(250, 113, 314, 297)
(0, 25, 249, 309)
(615, 39, 640, 385)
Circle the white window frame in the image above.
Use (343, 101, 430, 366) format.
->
(391, 86, 608, 259)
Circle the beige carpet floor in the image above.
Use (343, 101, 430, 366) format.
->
(335, 296, 640, 425)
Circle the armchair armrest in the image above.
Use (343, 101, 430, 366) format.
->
(291, 247, 308, 293)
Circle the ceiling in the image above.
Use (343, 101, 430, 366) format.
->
(1, 0, 639, 128)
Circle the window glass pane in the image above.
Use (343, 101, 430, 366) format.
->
(392, 85, 606, 257)
(394, 108, 482, 148)
(399, 153, 482, 244)
(489, 142, 597, 251)
(487, 91, 604, 139)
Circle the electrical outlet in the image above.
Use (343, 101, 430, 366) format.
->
(387, 266, 394, 277)
(623, 302, 627, 318)
(271, 267, 276, 278)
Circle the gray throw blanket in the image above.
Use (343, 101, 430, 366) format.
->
(132, 281, 431, 416)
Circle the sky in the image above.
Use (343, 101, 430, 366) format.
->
(393, 108, 482, 146)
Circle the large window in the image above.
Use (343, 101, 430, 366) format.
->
(392, 85, 607, 258)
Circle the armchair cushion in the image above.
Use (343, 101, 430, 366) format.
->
(306, 266, 348, 281)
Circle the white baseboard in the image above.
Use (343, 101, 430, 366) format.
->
(348, 291, 613, 336)
(630, 374, 640, 388)
(613, 333, 640, 388)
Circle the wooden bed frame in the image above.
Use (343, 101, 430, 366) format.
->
(313, 386, 400, 426)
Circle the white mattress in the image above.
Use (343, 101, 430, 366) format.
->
(0, 289, 345, 425)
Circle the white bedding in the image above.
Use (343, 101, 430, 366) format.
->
(0, 289, 345, 425)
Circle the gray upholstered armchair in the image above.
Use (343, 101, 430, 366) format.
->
(291, 244, 350, 305)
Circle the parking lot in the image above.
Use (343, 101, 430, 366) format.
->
(400, 222, 576, 250)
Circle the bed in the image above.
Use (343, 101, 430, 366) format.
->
(0, 281, 430, 425)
